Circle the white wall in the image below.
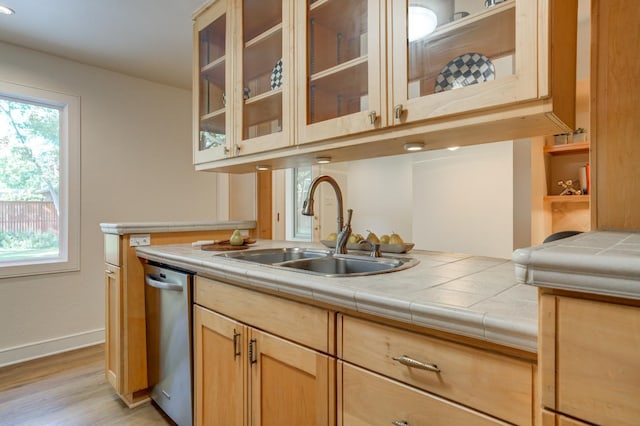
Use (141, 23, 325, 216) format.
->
(0, 42, 218, 366)
(324, 141, 529, 259)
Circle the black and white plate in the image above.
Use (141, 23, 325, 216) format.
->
(434, 52, 495, 93)
(270, 58, 283, 90)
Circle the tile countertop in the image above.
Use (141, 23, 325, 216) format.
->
(100, 220, 257, 235)
(512, 230, 640, 300)
(136, 240, 538, 353)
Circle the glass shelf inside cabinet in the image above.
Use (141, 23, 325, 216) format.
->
(307, 0, 368, 124)
(199, 14, 227, 152)
(242, 0, 283, 140)
(407, 0, 515, 99)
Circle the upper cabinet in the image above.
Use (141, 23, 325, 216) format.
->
(296, 0, 386, 144)
(193, 0, 293, 164)
(193, 1, 231, 164)
(233, 0, 293, 156)
(193, 0, 578, 172)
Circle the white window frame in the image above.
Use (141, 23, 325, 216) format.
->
(284, 168, 313, 242)
(0, 81, 80, 278)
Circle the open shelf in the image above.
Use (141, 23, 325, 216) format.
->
(544, 195, 590, 203)
(544, 141, 590, 155)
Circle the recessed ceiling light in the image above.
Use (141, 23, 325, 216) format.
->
(404, 142, 425, 152)
(315, 157, 331, 164)
(447, 146, 460, 151)
(0, 5, 15, 15)
(255, 165, 271, 171)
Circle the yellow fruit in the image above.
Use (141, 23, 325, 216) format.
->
(366, 230, 380, 244)
(388, 232, 404, 245)
(325, 232, 337, 241)
(380, 234, 390, 244)
(348, 233, 363, 244)
(229, 229, 244, 246)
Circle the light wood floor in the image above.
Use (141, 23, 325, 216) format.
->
(0, 344, 173, 425)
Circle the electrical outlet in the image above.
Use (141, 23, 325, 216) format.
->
(130, 234, 151, 247)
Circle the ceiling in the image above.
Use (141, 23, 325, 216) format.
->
(0, 0, 208, 90)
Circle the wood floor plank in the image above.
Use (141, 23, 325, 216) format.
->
(0, 344, 173, 425)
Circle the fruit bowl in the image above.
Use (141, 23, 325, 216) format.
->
(320, 240, 415, 254)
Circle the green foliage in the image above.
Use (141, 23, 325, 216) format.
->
(0, 98, 60, 205)
(0, 230, 58, 250)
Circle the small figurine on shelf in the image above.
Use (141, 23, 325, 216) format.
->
(557, 180, 582, 196)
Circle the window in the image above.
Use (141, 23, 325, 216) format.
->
(285, 167, 313, 241)
(0, 81, 80, 277)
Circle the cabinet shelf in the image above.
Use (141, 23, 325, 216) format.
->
(201, 109, 226, 134)
(544, 195, 590, 203)
(201, 56, 225, 87)
(243, 0, 282, 42)
(544, 141, 590, 155)
(243, 89, 282, 128)
(409, 0, 515, 84)
(244, 26, 282, 83)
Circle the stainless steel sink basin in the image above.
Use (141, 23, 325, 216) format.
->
(215, 248, 418, 277)
(216, 247, 332, 264)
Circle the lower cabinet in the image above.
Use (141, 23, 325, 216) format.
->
(339, 362, 507, 425)
(104, 263, 122, 393)
(193, 277, 336, 425)
(540, 293, 640, 425)
(338, 314, 535, 426)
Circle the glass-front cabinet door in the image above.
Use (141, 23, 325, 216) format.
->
(390, 0, 536, 125)
(234, 0, 292, 156)
(193, 1, 231, 165)
(297, 0, 385, 144)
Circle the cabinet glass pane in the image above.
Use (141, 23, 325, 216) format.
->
(242, 0, 283, 140)
(407, 0, 515, 99)
(198, 15, 227, 152)
(307, 0, 368, 124)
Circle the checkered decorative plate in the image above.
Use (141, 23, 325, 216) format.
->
(434, 52, 495, 93)
(270, 58, 283, 90)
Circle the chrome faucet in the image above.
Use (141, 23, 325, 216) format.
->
(301, 175, 352, 254)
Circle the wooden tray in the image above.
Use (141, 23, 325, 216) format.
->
(201, 239, 256, 251)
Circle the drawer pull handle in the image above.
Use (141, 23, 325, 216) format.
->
(392, 421, 409, 426)
(392, 355, 440, 373)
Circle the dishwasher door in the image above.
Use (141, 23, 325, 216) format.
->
(144, 263, 193, 426)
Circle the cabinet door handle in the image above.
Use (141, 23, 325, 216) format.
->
(392, 421, 409, 426)
(249, 338, 257, 365)
(394, 104, 404, 119)
(233, 329, 241, 359)
(368, 111, 377, 125)
(392, 355, 440, 373)
(234, 144, 241, 155)
(223, 146, 230, 157)
(104, 270, 114, 275)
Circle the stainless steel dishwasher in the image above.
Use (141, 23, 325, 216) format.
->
(144, 263, 193, 426)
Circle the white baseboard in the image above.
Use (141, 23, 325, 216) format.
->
(0, 328, 105, 368)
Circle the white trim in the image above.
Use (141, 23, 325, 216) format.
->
(0, 328, 105, 368)
(0, 80, 81, 278)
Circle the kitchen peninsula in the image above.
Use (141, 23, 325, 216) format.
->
(136, 239, 537, 425)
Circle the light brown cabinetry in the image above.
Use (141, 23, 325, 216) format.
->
(193, 0, 293, 164)
(195, 0, 577, 172)
(193, 276, 336, 425)
(338, 315, 535, 425)
(539, 292, 640, 425)
(102, 229, 244, 407)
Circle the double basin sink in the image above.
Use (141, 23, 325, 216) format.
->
(216, 247, 419, 277)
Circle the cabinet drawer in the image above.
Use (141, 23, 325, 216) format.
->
(339, 315, 533, 425)
(553, 296, 640, 425)
(340, 362, 507, 426)
(194, 276, 334, 354)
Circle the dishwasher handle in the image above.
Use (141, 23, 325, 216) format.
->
(145, 275, 184, 292)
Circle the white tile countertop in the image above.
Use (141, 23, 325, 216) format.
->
(512, 230, 640, 300)
(100, 220, 257, 235)
(136, 240, 538, 352)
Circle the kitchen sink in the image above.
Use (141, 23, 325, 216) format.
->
(215, 248, 418, 277)
(216, 247, 332, 264)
